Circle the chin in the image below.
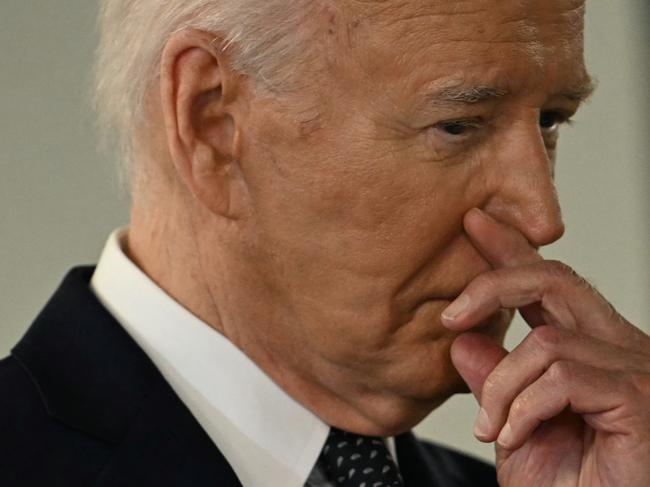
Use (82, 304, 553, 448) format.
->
(377, 305, 513, 408)
(314, 306, 513, 437)
(403, 340, 468, 400)
(356, 378, 463, 437)
(357, 344, 482, 436)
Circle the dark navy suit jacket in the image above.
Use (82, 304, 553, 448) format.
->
(0, 267, 499, 486)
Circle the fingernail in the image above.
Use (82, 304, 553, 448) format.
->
(441, 295, 470, 322)
(474, 408, 491, 438)
(497, 422, 513, 448)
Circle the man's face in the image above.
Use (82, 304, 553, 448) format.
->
(227, 0, 589, 433)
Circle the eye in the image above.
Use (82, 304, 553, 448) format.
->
(434, 119, 482, 137)
(423, 118, 485, 160)
(539, 110, 571, 132)
(440, 122, 469, 136)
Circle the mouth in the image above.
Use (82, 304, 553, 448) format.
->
(411, 294, 460, 311)
(413, 296, 510, 331)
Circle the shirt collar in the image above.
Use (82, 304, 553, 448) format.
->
(91, 228, 397, 486)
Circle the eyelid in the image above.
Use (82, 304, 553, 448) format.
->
(438, 118, 483, 127)
(431, 117, 485, 136)
(426, 118, 485, 155)
(541, 109, 576, 126)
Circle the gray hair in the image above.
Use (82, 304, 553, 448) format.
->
(94, 0, 328, 189)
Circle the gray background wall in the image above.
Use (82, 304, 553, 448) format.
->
(1, 1, 648, 463)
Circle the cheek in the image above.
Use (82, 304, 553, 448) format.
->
(248, 153, 469, 286)
(241, 115, 495, 344)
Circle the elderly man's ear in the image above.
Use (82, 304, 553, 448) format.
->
(160, 29, 249, 219)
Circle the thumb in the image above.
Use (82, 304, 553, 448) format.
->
(451, 333, 508, 403)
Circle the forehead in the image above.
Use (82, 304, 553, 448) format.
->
(333, 0, 588, 98)
(344, 0, 585, 41)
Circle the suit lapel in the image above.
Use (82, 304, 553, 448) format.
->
(395, 431, 446, 487)
(12, 267, 241, 486)
(395, 431, 499, 487)
(93, 374, 241, 486)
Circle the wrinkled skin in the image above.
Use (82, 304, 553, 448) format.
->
(444, 209, 650, 486)
(211, 0, 582, 432)
(127, 0, 650, 485)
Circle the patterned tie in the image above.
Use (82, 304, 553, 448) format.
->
(319, 427, 404, 487)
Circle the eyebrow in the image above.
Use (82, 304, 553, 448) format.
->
(435, 86, 509, 104)
(559, 75, 597, 102)
(423, 75, 597, 106)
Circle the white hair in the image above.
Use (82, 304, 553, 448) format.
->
(94, 0, 328, 190)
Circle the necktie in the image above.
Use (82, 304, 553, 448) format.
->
(319, 426, 404, 487)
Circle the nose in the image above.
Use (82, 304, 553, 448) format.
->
(483, 125, 565, 248)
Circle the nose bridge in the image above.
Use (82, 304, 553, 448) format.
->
(484, 126, 565, 248)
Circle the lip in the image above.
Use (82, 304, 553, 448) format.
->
(413, 294, 461, 309)
(405, 296, 459, 325)
(412, 297, 500, 329)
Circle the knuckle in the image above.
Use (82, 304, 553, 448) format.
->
(629, 371, 650, 399)
(509, 396, 528, 421)
(544, 260, 581, 284)
(577, 276, 599, 295)
(481, 373, 502, 404)
(543, 260, 595, 295)
(473, 271, 498, 290)
(602, 297, 624, 325)
(544, 260, 573, 277)
(546, 360, 572, 384)
(530, 325, 562, 352)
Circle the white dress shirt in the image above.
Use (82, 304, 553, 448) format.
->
(90, 229, 397, 487)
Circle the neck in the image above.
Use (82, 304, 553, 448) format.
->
(127, 191, 227, 337)
(127, 190, 431, 437)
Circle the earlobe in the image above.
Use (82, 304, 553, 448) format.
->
(159, 29, 245, 219)
(191, 143, 236, 217)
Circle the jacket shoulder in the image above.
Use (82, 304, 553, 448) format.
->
(0, 355, 112, 487)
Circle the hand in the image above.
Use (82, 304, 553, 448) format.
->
(441, 208, 650, 487)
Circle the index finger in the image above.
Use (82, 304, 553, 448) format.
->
(463, 208, 543, 269)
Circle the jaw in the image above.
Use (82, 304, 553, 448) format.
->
(239, 297, 513, 437)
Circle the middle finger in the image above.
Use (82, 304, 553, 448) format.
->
(473, 325, 634, 441)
